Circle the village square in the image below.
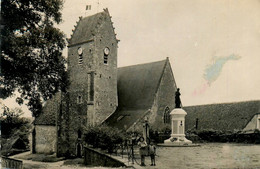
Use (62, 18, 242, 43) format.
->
(1, 0, 260, 169)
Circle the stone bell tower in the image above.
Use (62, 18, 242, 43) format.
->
(57, 8, 119, 157)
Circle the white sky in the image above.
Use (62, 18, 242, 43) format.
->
(3, 0, 260, 116)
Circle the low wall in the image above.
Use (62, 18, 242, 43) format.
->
(1, 156, 23, 169)
(84, 146, 126, 167)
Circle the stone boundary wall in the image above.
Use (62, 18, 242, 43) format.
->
(83, 146, 126, 167)
(1, 156, 23, 169)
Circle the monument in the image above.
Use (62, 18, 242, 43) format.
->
(163, 88, 193, 146)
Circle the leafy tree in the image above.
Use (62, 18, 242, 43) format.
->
(0, 102, 30, 137)
(0, 103, 32, 156)
(0, 0, 68, 117)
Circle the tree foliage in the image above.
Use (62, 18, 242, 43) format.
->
(0, 103, 32, 156)
(0, 103, 30, 137)
(0, 0, 68, 116)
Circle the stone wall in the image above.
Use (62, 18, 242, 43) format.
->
(35, 125, 56, 154)
(1, 156, 23, 169)
(84, 146, 126, 167)
(92, 12, 118, 124)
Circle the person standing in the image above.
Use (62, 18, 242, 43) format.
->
(149, 142, 156, 166)
(138, 137, 147, 166)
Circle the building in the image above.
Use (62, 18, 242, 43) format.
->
(184, 100, 260, 132)
(32, 9, 178, 157)
(105, 58, 177, 131)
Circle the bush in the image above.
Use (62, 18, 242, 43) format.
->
(186, 128, 260, 144)
(84, 125, 127, 153)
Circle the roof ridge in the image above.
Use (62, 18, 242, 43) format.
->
(154, 58, 168, 96)
(118, 59, 167, 69)
(184, 100, 260, 108)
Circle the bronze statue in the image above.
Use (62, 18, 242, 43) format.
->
(175, 88, 181, 108)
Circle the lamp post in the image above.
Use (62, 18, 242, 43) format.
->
(143, 116, 150, 144)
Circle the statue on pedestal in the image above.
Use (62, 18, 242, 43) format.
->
(175, 88, 181, 108)
(160, 88, 194, 146)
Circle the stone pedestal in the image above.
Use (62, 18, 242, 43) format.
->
(164, 108, 192, 145)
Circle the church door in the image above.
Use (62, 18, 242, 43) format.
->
(76, 143, 81, 157)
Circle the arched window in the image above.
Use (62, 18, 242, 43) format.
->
(164, 107, 171, 124)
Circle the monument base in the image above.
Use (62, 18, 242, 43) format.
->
(156, 136, 199, 147)
(164, 136, 192, 145)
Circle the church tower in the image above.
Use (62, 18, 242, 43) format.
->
(57, 9, 119, 157)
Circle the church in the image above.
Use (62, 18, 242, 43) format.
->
(32, 9, 178, 157)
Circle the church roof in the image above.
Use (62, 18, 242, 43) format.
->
(117, 59, 167, 110)
(105, 109, 148, 130)
(184, 100, 260, 131)
(68, 9, 116, 46)
(105, 59, 169, 129)
(34, 92, 61, 125)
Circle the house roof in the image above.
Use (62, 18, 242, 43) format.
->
(105, 59, 168, 129)
(68, 9, 116, 46)
(184, 100, 260, 131)
(34, 92, 61, 125)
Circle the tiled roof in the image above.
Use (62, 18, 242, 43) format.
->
(34, 92, 61, 125)
(68, 9, 114, 46)
(184, 100, 260, 131)
(105, 109, 148, 130)
(117, 59, 167, 110)
(105, 59, 168, 129)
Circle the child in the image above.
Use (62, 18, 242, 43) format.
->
(149, 142, 156, 166)
(138, 137, 147, 166)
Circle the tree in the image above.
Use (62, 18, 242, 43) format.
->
(0, 103, 32, 156)
(0, 101, 29, 137)
(0, 0, 68, 117)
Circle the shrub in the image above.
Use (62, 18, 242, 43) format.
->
(186, 128, 260, 144)
(84, 125, 127, 153)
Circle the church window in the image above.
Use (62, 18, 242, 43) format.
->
(77, 95, 82, 104)
(103, 47, 110, 64)
(88, 72, 94, 101)
(164, 106, 171, 124)
(78, 47, 83, 65)
(104, 55, 108, 64)
(78, 56, 83, 65)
